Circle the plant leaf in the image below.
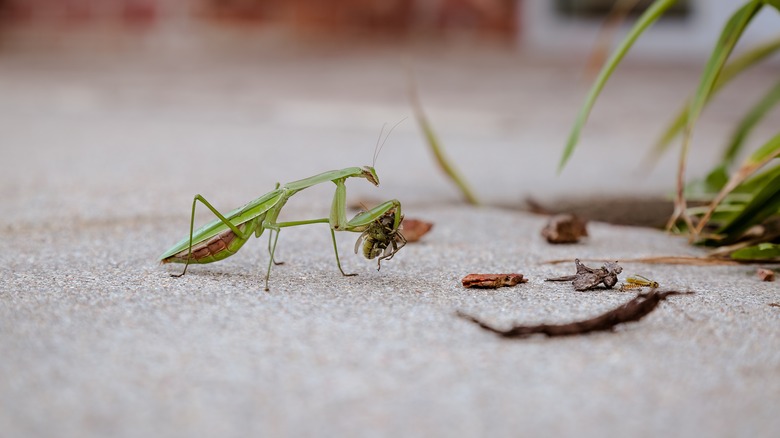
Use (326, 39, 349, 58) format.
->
(650, 35, 780, 160)
(558, 0, 678, 172)
(695, 132, 780, 233)
(408, 71, 480, 205)
(731, 242, 780, 260)
(716, 167, 780, 239)
(668, 0, 765, 232)
(763, 0, 780, 11)
(722, 79, 780, 166)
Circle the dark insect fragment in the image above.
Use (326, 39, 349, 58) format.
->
(354, 210, 406, 270)
(458, 289, 693, 338)
(462, 273, 527, 289)
(541, 214, 588, 244)
(546, 258, 622, 291)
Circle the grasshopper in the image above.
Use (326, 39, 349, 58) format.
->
(161, 127, 406, 291)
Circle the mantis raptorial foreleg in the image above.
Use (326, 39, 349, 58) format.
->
(172, 194, 255, 278)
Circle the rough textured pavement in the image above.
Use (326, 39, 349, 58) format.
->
(1, 45, 779, 437)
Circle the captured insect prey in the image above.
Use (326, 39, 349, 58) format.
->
(354, 209, 407, 270)
(546, 258, 623, 291)
(619, 275, 660, 291)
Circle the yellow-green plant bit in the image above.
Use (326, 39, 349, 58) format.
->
(160, 138, 404, 291)
(408, 69, 480, 205)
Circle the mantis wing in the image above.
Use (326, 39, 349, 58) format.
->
(159, 188, 284, 260)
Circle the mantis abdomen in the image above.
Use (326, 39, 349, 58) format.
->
(162, 221, 256, 264)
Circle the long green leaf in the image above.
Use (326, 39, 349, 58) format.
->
(686, 2, 763, 131)
(764, 0, 780, 11)
(651, 35, 780, 159)
(694, 132, 780, 233)
(558, 0, 678, 172)
(669, 0, 764, 232)
(731, 243, 780, 260)
(408, 72, 480, 205)
(722, 79, 780, 166)
(717, 167, 780, 239)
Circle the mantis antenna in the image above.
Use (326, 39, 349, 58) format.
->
(372, 117, 407, 167)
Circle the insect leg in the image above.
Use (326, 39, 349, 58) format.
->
(171, 194, 254, 278)
(264, 227, 282, 291)
(267, 229, 284, 266)
(330, 227, 357, 277)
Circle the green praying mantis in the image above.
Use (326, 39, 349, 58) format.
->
(160, 127, 406, 291)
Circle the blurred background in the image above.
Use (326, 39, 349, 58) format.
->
(1, 0, 778, 226)
(1, 0, 778, 54)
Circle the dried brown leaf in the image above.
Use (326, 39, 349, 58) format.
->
(402, 218, 433, 243)
(462, 273, 527, 289)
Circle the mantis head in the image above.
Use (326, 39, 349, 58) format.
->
(361, 166, 380, 186)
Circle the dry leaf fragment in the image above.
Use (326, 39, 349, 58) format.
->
(462, 273, 527, 289)
(546, 258, 622, 291)
(458, 290, 693, 338)
(541, 214, 588, 244)
(757, 268, 775, 282)
(401, 218, 433, 243)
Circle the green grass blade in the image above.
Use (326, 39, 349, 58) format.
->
(723, 79, 780, 165)
(686, 1, 763, 131)
(764, 0, 780, 10)
(694, 132, 780, 233)
(716, 167, 780, 239)
(670, 0, 764, 231)
(730, 242, 780, 260)
(408, 74, 480, 206)
(558, 0, 678, 172)
(651, 35, 780, 160)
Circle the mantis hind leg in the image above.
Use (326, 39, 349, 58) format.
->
(172, 194, 253, 278)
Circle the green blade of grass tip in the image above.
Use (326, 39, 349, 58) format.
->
(651, 35, 780, 161)
(409, 78, 480, 205)
(558, 0, 679, 173)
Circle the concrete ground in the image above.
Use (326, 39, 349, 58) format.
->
(1, 43, 779, 437)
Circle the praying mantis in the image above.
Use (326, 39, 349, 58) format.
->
(160, 129, 405, 291)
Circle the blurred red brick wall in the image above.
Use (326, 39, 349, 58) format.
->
(0, 0, 517, 38)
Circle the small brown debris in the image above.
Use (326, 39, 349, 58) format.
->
(462, 273, 527, 289)
(546, 258, 622, 291)
(541, 214, 588, 244)
(458, 290, 693, 338)
(757, 268, 775, 282)
(401, 218, 433, 243)
(769, 303, 780, 308)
